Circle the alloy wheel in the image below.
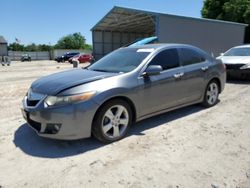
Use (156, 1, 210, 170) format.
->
(101, 105, 129, 139)
(206, 82, 219, 105)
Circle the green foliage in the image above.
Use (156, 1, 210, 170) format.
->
(201, 0, 228, 20)
(202, 0, 250, 22)
(8, 43, 53, 51)
(55, 32, 87, 49)
(223, 0, 250, 23)
(37, 44, 53, 51)
(8, 43, 25, 51)
(83, 43, 93, 51)
(8, 33, 92, 51)
(201, 0, 250, 42)
(25, 43, 38, 51)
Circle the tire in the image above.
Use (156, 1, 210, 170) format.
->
(92, 99, 132, 143)
(202, 80, 219, 107)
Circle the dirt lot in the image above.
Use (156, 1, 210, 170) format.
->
(0, 61, 249, 188)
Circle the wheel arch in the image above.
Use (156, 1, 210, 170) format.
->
(91, 96, 137, 129)
(208, 77, 221, 93)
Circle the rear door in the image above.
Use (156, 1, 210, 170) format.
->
(178, 47, 210, 102)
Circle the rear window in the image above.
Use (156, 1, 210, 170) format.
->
(180, 48, 206, 66)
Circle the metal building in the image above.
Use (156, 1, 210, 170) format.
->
(91, 6, 247, 59)
(0, 36, 8, 56)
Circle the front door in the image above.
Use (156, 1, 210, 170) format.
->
(137, 48, 187, 117)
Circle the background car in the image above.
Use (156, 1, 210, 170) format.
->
(68, 53, 94, 64)
(21, 54, 31, 62)
(217, 45, 250, 79)
(55, 52, 79, 62)
(22, 44, 226, 143)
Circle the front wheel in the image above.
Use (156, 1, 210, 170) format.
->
(92, 99, 132, 143)
(202, 80, 219, 107)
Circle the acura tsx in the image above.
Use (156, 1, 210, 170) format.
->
(21, 44, 226, 143)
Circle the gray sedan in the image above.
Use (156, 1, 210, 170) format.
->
(21, 44, 226, 143)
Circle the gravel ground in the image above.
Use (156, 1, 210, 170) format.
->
(0, 61, 249, 188)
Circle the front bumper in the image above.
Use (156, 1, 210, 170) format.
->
(21, 96, 99, 140)
(226, 69, 250, 79)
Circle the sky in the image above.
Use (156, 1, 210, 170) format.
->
(0, 0, 204, 45)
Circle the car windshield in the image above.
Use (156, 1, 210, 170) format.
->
(224, 47, 250, 56)
(87, 48, 152, 73)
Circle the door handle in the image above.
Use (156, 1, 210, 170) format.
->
(201, 66, 209, 71)
(174, 72, 184, 78)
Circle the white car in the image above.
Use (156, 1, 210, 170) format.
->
(217, 45, 250, 79)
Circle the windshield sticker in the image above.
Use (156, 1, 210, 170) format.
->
(137, 48, 154, 53)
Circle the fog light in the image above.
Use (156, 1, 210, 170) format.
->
(54, 124, 60, 131)
(45, 123, 62, 134)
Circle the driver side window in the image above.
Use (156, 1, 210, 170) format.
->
(149, 48, 180, 70)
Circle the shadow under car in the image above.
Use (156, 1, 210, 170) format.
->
(14, 104, 205, 158)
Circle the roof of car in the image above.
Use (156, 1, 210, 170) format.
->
(233, 44, 250, 48)
(125, 43, 195, 50)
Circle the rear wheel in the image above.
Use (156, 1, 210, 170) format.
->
(92, 99, 132, 143)
(202, 80, 219, 107)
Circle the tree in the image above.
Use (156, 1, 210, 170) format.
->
(25, 43, 38, 52)
(8, 43, 25, 51)
(55, 32, 87, 49)
(7, 33, 91, 51)
(84, 44, 92, 51)
(201, 0, 250, 42)
(37, 44, 53, 51)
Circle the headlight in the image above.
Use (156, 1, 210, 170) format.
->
(240, 64, 250, 69)
(44, 91, 96, 107)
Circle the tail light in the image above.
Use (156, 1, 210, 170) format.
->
(221, 62, 226, 70)
(216, 59, 226, 70)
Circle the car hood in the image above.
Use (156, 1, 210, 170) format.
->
(31, 68, 117, 95)
(218, 56, 250, 64)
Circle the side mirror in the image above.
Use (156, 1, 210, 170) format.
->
(220, 53, 224, 56)
(142, 65, 162, 77)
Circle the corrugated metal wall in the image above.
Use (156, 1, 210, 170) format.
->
(0, 43, 8, 56)
(92, 31, 151, 60)
(92, 8, 246, 59)
(8, 50, 93, 61)
(158, 15, 246, 56)
(8, 51, 51, 61)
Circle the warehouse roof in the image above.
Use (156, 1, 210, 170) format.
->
(92, 6, 247, 33)
(0, 36, 7, 44)
(92, 6, 156, 33)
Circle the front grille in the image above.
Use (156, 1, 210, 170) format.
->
(27, 118, 41, 132)
(27, 99, 39, 107)
(225, 64, 245, 70)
